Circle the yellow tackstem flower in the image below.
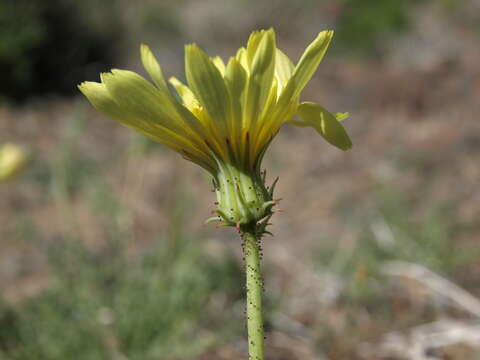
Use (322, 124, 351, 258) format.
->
(79, 29, 352, 230)
(0, 143, 28, 182)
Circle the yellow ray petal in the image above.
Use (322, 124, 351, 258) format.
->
(224, 57, 248, 161)
(103, 71, 215, 157)
(296, 101, 352, 150)
(335, 112, 349, 122)
(168, 76, 199, 110)
(140, 44, 169, 91)
(211, 56, 226, 76)
(281, 30, 333, 102)
(243, 29, 276, 131)
(167, 78, 229, 161)
(79, 80, 214, 167)
(235, 47, 248, 72)
(185, 44, 231, 136)
(79, 81, 171, 145)
(79, 81, 128, 122)
(274, 49, 294, 95)
(252, 78, 278, 161)
(246, 30, 264, 68)
(101, 70, 185, 132)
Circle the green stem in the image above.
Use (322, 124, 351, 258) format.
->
(243, 231, 264, 360)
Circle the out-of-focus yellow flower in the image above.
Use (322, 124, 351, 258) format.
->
(79, 29, 352, 229)
(0, 143, 28, 182)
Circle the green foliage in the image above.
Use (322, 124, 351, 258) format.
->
(0, 232, 243, 359)
(334, 0, 421, 56)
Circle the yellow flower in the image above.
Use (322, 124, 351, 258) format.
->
(0, 143, 28, 182)
(79, 29, 351, 230)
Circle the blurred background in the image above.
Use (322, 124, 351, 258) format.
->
(1, 0, 479, 359)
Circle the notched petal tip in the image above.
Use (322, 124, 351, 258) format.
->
(246, 29, 275, 67)
(100, 71, 114, 83)
(110, 68, 126, 76)
(78, 81, 106, 96)
(184, 43, 199, 53)
(77, 81, 89, 91)
(323, 29, 334, 37)
(335, 112, 349, 122)
(77, 79, 130, 126)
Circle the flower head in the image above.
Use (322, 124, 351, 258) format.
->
(0, 143, 28, 182)
(79, 29, 351, 232)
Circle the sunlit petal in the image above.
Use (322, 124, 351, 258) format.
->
(296, 101, 352, 150)
(185, 44, 231, 136)
(140, 44, 169, 91)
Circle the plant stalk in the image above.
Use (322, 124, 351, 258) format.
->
(243, 231, 264, 360)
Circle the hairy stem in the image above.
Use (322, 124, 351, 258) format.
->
(243, 231, 264, 360)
